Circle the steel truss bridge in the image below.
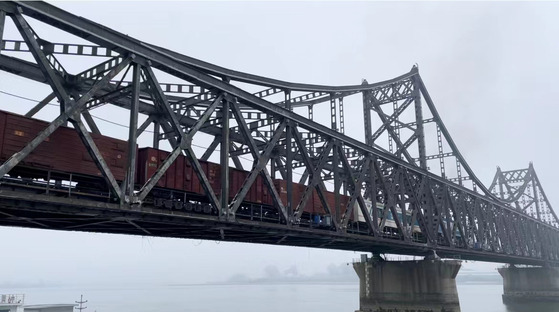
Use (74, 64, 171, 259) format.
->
(0, 1, 557, 266)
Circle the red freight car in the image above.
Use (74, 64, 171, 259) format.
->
(275, 180, 352, 221)
(137, 147, 275, 206)
(229, 167, 273, 206)
(137, 147, 351, 218)
(274, 179, 314, 213)
(324, 191, 352, 221)
(0, 110, 129, 181)
(136, 147, 221, 196)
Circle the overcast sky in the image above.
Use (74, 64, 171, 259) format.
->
(0, 1, 558, 286)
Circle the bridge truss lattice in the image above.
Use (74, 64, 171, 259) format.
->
(0, 1, 557, 266)
(490, 163, 558, 227)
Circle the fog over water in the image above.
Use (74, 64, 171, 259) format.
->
(7, 282, 559, 312)
(0, 1, 558, 309)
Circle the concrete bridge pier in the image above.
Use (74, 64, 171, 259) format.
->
(498, 265, 559, 304)
(353, 253, 461, 312)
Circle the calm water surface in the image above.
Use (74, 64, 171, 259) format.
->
(5, 283, 559, 312)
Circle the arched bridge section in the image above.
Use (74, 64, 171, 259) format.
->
(0, 1, 557, 266)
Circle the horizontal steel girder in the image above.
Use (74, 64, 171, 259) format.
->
(0, 188, 554, 266)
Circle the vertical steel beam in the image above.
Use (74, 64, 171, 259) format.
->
(270, 156, 276, 179)
(285, 91, 293, 223)
(221, 99, 230, 219)
(362, 81, 373, 146)
(412, 75, 426, 169)
(495, 168, 505, 199)
(455, 158, 463, 186)
(339, 95, 347, 197)
(0, 10, 5, 54)
(330, 93, 337, 131)
(368, 156, 380, 235)
(125, 63, 141, 202)
(531, 169, 542, 221)
(152, 119, 160, 149)
(338, 97, 345, 134)
(436, 125, 446, 178)
(333, 142, 341, 225)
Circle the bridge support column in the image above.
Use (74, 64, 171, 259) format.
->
(498, 265, 559, 304)
(353, 254, 461, 312)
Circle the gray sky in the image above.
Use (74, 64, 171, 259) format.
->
(0, 1, 558, 286)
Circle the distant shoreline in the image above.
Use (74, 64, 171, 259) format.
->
(0, 272, 503, 289)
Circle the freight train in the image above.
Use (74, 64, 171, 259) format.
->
(0, 110, 429, 238)
(0, 110, 351, 225)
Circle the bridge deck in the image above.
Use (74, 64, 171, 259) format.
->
(0, 186, 550, 266)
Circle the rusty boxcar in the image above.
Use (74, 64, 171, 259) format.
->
(0, 110, 129, 181)
(136, 147, 221, 196)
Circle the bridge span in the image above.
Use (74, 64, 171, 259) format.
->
(0, 2, 558, 311)
(0, 0, 557, 265)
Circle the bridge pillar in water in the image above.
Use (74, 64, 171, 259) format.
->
(353, 254, 461, 312)
(498, 265, 559, 304)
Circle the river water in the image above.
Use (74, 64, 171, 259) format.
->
(5, 282, 559, 312)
